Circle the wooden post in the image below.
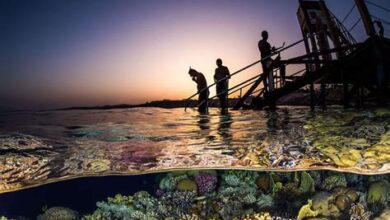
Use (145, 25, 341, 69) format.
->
(355, 0, 375, 36)
(319, 0, 343, 58)
(343, 83, 349, 108)
(309, 83, 315, 111)
(354, 0, 383, 106)
(309, 34, 321, 110)
(359, 84, 364, 107)
(298, 0, 322, 110)
(320, 83, 326, 109)
(280, 64, 286, 87)
(371, 37, 386, 105)
(341, 69, 350, 108)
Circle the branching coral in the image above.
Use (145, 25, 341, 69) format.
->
(194, 172, 217, 195)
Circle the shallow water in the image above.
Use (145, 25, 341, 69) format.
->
(0, 107, 389, 193)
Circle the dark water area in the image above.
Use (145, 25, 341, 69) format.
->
(0, 174, 157, 218)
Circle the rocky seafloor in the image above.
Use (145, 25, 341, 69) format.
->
(2, 170, 390, 220)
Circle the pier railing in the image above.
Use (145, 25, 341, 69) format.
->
(184, 32, 362, 111)
(184, 38, 306, 111)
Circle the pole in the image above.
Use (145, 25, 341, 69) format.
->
(319, 0, 343, 58)
(354, 0, 375, 36)
(308, 33, 320, 110)
(341, 69, 350, 108)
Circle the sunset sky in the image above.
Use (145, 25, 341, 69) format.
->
(0, 0, 389, 110)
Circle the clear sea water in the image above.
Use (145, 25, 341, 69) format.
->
(0, 107, 389, 219)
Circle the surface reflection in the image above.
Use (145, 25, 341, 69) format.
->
(197, 114, 210, 131)
(0, 107, 389, 193)
(217, 113, 232, 145)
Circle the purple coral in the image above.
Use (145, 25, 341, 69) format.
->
(155, 189, 165, 198)
(194, 173, 218, 195)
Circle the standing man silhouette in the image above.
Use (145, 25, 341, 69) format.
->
(188, 67, 209, 114)
(258, 30, 275, 93)
(214, 58, 230, 114)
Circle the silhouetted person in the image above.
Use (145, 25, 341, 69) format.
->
(258, 30, 275, 92)
(214, 58, 230, 114)
(189, 67, 209, 114)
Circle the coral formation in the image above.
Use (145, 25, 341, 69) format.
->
(176, 179, 198, 192)
(256, 174, 271, 191)
(297, 199, 319, 220)
(233, 212, 272, 220)
(2, 170, 389, 220)
(223, 174, 242, 187)
(83, 159, 111, 172)
(349, 203, 372, 220)
(367, 181, 389, 205)
(194, 172, 217, 195)
(298, 171, 315, 194)
(374, 209, 390, 220)
(256, 194, 274, 210)
(374, 108, 390, 117)
(320, 173, 347, 191)
(37, 207, 79, 220)
(310, 192, 339, 218)
(107, 194, 133, 207)
(364, 132, 390, 166)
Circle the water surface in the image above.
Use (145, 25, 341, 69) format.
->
(0, 107, 389, 193)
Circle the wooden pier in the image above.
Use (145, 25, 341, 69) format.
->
(185, 0, 390, 111)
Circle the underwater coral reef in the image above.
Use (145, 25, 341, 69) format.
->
(15, 170, 387, 220)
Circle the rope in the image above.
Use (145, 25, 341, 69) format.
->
(341, 4, 356, 24)
(349, 17, 362, 32)
(367, 0, 390, 13)
(372, 15, 390, 26)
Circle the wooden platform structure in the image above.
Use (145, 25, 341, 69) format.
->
(235, 35, 390, 110)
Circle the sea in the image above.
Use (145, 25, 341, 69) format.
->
(0, 107, 389, 219)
